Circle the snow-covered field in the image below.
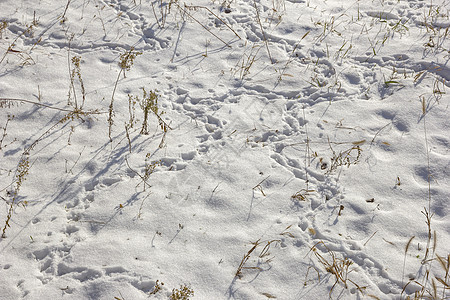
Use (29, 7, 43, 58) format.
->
(0, 0, 449, 299)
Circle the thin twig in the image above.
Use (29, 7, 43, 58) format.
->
(125, 158, 151, 191)
(363, 231, 378, 246)
(174, 3, 231, 48)
(184, 5, 241, 39)
(0, 98, 106, 114)
(252, 0, 274, 63)
(61, 0, 72, 20)
(370, 122, 391, 147)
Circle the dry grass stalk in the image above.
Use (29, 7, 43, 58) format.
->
(2, 154, 30, 238)
(1, 104, 100, 237)
(252, 0, 274, 63)
(235, 239, 280, 279)
(253, 176, 270, 196)
(108, 47, 142, 141)
(235, 239, 260, 278)
(68, 55, 86, 110)
(402, 253, 449, 299)
(152, 0, 178, 28)
(291, 188, 315, 202)
(276, 31, 310, 85)
(124, 157, 158, 192)
(306, 241, 366, 296)
(402, 236, 416, 288)
(233, 42, 262, 80)
(173, 2, 231, 48)
(183, 5, 241, 40)
(0, 115, 16, 150)
(326, 137, 362, 174)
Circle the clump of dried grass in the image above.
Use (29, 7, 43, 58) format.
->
(305, 241, 366, 297)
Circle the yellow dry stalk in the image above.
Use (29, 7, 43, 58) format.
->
(2, 155, 31, 238)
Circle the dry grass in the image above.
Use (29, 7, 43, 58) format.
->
(235, 239, 281, 279)
(0, 98, 103, 237)
(399, 87, 450, 300)
(0, 1, 448, 298)
(0, 114, 16, 150)
(108, 47, 142, 141)
(305, 241, 366, 297)
(291, 188, 315, 202)
(402, 253, 449, 299)
(325, 139, 362, 175)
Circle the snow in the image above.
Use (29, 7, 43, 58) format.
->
(0, 0, 449, 299)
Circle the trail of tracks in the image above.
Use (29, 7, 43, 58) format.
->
(0, 0, 448, 298)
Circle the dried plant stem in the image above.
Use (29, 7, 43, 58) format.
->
(2, 154, 31, 238)
(402, 236, 415, 288)
(124, 158, 152, 191)
(306, 241, 366, 296)
(303, 106, 311, 191)
(151, 1, 167, 28)
(253, 175, 270, 196)
(252, 0, 274, 63)
(235, 240, 260, 278)
(61, 0, 72, 20)
(369, 122, 390, 147)
(108, 48, 142, 141)
(108, 68, 123, 142)
(0, 22, 37, 66)
(184, 5, 241, 40)
(363, 231, 378, 247)
(1, 105, 102, 237)
(276, 31, 309, 85)
(421, 96, 434, 265)
(67, 36, 77, 109)
(0, 115, 15, 150)
(174, 2, 231, 48)
(0, 98, 89, 112)
(235, 239, 279, 279)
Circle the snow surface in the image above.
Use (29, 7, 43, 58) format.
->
(0, 0, 449, 299)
